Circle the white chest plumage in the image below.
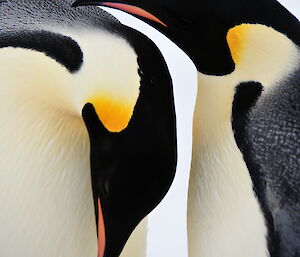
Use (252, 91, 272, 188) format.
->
(187, 24, 299, 257)
(188, 73, 269, 257)
(0, 64, 96, 256)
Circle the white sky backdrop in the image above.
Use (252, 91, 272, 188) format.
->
(104, 1, 300, 256)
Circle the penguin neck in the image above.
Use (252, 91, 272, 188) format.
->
(187, 72, 268, 257)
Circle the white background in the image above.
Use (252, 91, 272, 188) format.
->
(104, 1, 300, 256)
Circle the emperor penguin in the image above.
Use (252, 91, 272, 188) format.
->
(0, 1, 177, 257)
(73, 0, 300, 256)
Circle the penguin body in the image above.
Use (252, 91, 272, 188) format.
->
(189, 24, 300, 257)
(0, 1, 176, 257)
(73, 1, 300, 256)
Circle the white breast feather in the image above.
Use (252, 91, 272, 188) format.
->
(0, 29, 146, 257)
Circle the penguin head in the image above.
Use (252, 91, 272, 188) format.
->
(72, 0, 300, 75)
(0, 1, 176, 256)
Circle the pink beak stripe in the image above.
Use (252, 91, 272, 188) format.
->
(98, 198, 106, 257)
(102, 2, 167, 27)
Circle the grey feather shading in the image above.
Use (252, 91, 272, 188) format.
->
(233, 70, 300, 257)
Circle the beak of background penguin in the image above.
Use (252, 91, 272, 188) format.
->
(72, 0, 167, 27)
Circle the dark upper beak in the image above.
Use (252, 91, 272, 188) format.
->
(72, 0, 138, 9)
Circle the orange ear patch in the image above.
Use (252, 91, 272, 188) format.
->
(88, 94, 135, 132)
(227, 24, 250, 64)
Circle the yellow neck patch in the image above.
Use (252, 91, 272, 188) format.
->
(226, 24, 250, 64)
(88, 94, 136, 133)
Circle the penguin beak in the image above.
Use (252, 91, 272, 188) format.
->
(72, 0, 167, 27)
